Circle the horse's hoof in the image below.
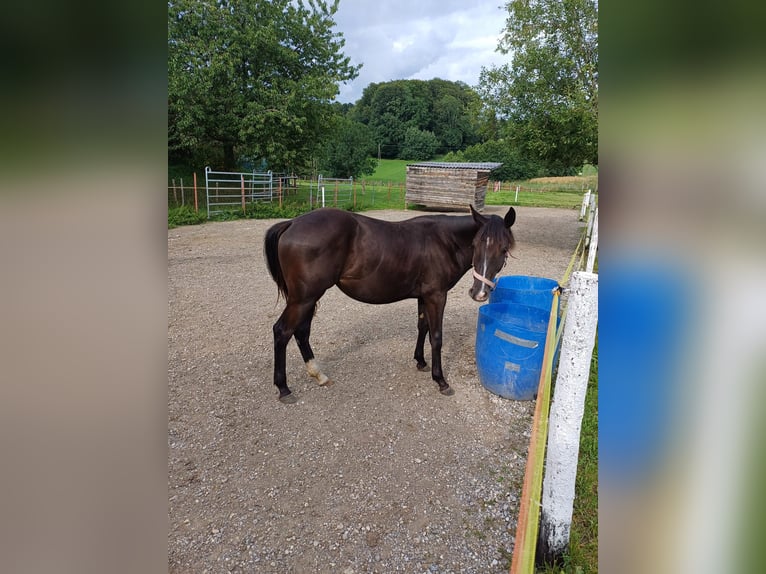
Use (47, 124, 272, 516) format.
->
(439, 386, 455, 396)
(278, 393, 298, 404)
(319, 378, 334, 387)
(416, 362, 429, 372)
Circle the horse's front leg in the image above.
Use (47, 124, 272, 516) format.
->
(423, 293, 454, 396)
(413, 297, 429, 371)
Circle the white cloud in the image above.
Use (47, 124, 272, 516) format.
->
(333, 1, 509, 103)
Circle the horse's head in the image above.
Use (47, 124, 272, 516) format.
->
(468, 205, 516, 302)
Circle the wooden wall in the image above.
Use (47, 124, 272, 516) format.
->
(405, 166, 491, 211)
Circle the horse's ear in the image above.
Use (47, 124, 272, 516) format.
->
(504, 207, 516, 229)
(470, 204, 487, 225)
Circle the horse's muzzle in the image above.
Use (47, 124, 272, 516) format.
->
(470, 269, 495, 302)
(469, 286, 490, 302)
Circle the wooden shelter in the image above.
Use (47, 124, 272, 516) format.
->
(405, 162, 502, 211)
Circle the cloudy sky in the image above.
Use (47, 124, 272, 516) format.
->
(332, 0, 511, 104)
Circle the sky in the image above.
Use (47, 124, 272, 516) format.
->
(332, 0, 511, 104)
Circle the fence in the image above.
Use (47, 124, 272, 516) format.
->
(204, 167, 275, 218)
(510, 195, 599, 573)
(313, 175, 353, 208)
(168, 173, 592, 214)
(168, 175, 200, 211)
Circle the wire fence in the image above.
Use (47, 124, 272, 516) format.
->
(167, 175, 409, 213)
(168, 172, 595, 214)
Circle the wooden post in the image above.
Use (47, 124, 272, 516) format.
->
(180, 178, 185, 206)
(241, 174, 246, 214)
(334, 181, 338, 206)
(538, 272, 598, 565)
(353, 179, 357, 209)
(193, 172, 198, 212)
(172, 178, 178, 205)
(279, 177, 283, 209)
(387, 180, 392, 200)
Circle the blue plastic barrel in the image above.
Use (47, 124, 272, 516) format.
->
(489, 274, 562, 368)
(475, 302, 550, 400)
(489, 275, 560, 310)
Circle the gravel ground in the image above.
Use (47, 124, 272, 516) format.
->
(168, 205, 583, 573)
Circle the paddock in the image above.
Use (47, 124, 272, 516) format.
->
(168, 206, 583, 573)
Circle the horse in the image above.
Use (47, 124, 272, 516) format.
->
(263, 205, 516, 403)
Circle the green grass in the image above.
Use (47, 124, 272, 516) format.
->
(168, 159, 597, 225)
(289, 179, 407, 211)
(363, 158, 409, 184)
(537, 340, 598, 573)
(486, 189, 585, 210)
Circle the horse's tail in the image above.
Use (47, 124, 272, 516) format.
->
(264, 220, 292, 301)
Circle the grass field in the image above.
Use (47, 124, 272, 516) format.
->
(169, 160, 597, 215)
(362, 158, 409, 184)
(363, 159, 596, 210)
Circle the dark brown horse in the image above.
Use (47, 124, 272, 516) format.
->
(264, 205, 516, 403)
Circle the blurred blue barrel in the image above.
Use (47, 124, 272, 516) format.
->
(475, 302, 550, 400)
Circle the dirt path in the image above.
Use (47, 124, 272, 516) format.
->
(168, 206, 583, 573)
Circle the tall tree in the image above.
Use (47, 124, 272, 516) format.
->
(399, 127, 440, 161)
(317, 116, 378, 178)
(479, 0, 598, 173)
(350, 79, 480, 159)
(168, 0, 359, 171)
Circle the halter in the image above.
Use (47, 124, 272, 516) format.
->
(472, 268, 496, 290)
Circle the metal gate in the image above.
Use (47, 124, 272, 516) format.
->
(205, 167, 274, 218)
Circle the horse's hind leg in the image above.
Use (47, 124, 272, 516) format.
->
(273, 300, 317, 403)
(413, 298, 429, 371)
(295, 313, 333, 387)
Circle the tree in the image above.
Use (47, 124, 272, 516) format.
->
(443, 140, 544, 180)
(317, 117, 378, 178)
(399, 127, 440, 161)
(350, 79, 481, 158)
(168, 0, 359, 171)
(478, 0, 598, 173)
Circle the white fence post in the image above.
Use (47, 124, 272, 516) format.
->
(538, 271, 599, 563)
(579, 189, 591, 221)
(585, 195, 596, 248)
(585, 207, 598, 273)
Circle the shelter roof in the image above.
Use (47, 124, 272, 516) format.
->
(406, 162, 503, 170)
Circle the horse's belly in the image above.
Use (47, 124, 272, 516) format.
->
(336, 276, 415, 304)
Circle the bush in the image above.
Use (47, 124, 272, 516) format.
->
(168, 205, 207, 228)
(443, 140, 545, 180)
